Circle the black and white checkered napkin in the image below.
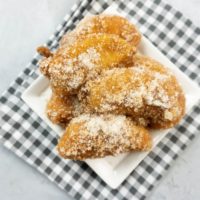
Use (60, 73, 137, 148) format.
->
(1, 0, 200, 199)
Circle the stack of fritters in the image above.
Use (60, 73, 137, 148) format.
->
(38, 15, 185, 160)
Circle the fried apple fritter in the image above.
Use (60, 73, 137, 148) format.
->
(39, 33, 136, 95)
(60, 15, 141, 47)
(57, 114, 152, 160)
(46, 94, 74, 126)
(79, 65, 185, 129)
(46, 93, 85, 126)
(133, 54, 170, 74)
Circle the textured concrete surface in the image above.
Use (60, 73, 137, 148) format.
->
(0, 0, 199, 199)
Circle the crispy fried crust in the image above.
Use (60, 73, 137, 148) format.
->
(37, 46, 53, 58)
(79, 59, 185, 128)
(133, 54, 169, 74)
(57, 114, 152, 160)
(39, 33, 135, 95)
(46, 94, 74, 126)
(46, 93, 85, 126)
(60, 15, 141, 47)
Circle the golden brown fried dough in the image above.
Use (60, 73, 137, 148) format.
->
(46, 94, 74, 126)
(39, 33, 135, 95)
(46, 93, 85, 126)
(57, 114, 152, 160)
(133, 54, 169, 74)
(37, 46, 53, 58)
(79, 65, 185, 129)
(60, 15, 141, 47)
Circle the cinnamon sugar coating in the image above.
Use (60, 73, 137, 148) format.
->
(79, 57, 185, 128)
(39, 33, 135, 95)
(46, 94, 84, 126)
(60, 15, 141, 47)
(57, 114, 152, 160)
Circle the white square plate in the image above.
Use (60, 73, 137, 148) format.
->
(21, 6, 200, 189)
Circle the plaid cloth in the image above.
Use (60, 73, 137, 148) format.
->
(1, 0, 200, 199)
